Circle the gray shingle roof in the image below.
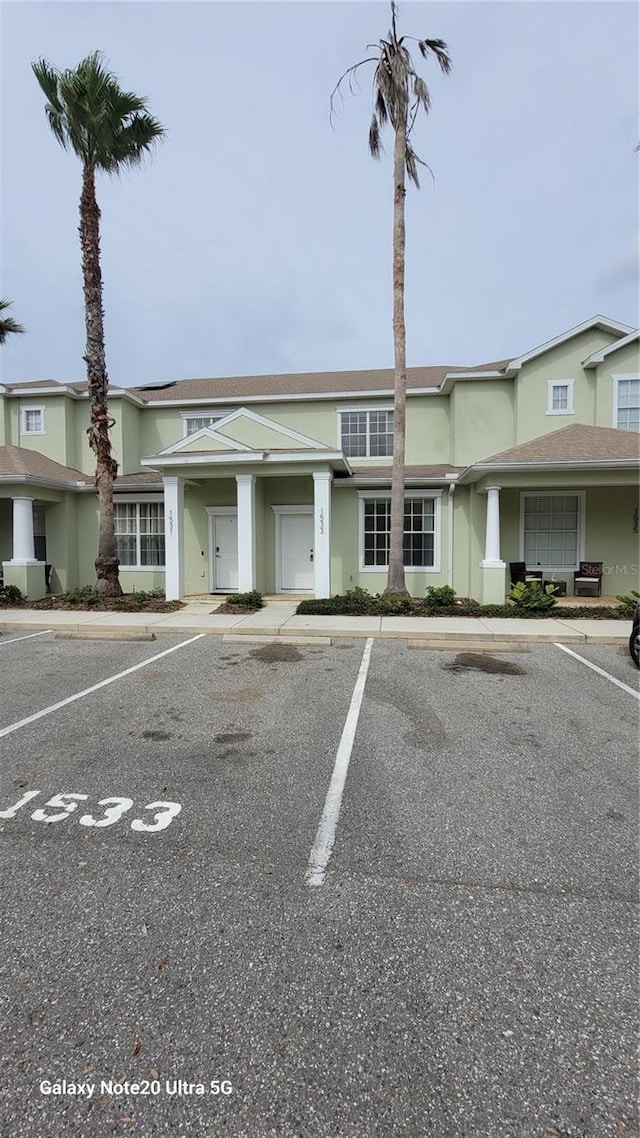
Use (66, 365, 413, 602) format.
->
(478, 424, 640, 465)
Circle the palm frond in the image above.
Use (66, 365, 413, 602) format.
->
(329, 57, 375, 125)
(369, 114, 383, 159)
(0, 299, 25, 344)
(418, 38, 452, 75)
(33, 51, 166, 170)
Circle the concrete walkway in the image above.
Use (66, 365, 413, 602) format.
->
(0, 599, 630, 645)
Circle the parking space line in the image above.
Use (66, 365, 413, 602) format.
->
(554, 643, 640, 701)
(0, 635, 205, 739)
(0, 630, 53, 647)
(306, 637, 374, 888)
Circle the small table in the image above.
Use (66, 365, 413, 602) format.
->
(543, 580, 566, 596)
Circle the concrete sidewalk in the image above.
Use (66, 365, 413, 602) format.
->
(0, 599, 630, 644)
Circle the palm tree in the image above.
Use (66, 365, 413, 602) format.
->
(332, 3, 451, 595)
(33, 52, 165, 596)
(0, 299, 25, 345)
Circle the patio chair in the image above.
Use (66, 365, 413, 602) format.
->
(573, 561, 603, 597)
(509, 562, 543, 586)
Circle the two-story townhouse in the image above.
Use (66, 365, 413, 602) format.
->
(1, 315, 638, 603)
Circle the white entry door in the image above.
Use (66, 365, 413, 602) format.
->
(212, 514, 238, 591)
(280, 513, 314, 591)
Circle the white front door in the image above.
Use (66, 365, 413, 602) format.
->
(280, 513, 314, 591)
(212, 514, 238, 591)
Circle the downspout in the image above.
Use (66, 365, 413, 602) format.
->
(447, 483, 455, 587)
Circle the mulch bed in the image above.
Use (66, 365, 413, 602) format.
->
(27, 595, 184, 613)
(213, 602, 262, 615)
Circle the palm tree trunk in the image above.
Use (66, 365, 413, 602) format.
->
(384, 117, 408, 596)
(79, 163, 121, 596)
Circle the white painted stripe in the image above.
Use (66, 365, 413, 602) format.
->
(306, 637, 374, 888)
(0, 635, 205, 739)
(554, 643, 640, 701)
(0, 630, 53, 647)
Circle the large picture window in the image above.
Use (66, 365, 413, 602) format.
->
(361, 495, 438, 570)
(341, 409, 394, 458)
(522, 494, 580, 569)
(115, 501, 165, 568)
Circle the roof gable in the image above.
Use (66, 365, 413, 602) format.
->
(157, 407, 327, 457)
(505, 316, 634, 373)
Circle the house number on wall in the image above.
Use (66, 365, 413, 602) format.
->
(168, 510, 174, 535)
(319, 508, 325, 535)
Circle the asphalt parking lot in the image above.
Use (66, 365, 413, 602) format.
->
(0, 632, 638, 1138)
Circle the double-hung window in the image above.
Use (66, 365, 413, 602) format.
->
(340, 409, 394, 458)
(522, 493, 581, 569)
(114, 500, 165, 568)
(614, 376, 640, 431)
(20, 407, 45, 435)
(360, 494, 439, 570)
(182, 413, 227, 436)
(546, 380, 574, 415)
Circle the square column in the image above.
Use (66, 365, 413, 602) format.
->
(236, 474, 256, 592)
(479, 485, 506, 603)
(163, 476, 184, 600)
(312, 471, 332, 598)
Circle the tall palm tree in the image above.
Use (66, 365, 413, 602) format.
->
(332, 3, 451, 595)
(33, 52, 165, 596)
(0, 299, 25, 345)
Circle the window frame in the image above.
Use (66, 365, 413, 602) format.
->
(357, 490, 441, 573)
(337, 404, 394, 461)
(519, 490, 585, 572)
(546, 379, 574, 416)
(612, 374, 640, 431)
(114, 495, 166, 571)
(180, 411, 230, 437)
(20, 406, 45, 435)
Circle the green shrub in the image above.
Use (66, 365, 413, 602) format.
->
(509, 580, 558, 610)
(425, 585, 456, 609)
(224, 590, 265, 609)
(0, 583, 26, 607)
(375, 593, 414, 614)
(62, 585, 98, 606)
(615, 589, 639, 618)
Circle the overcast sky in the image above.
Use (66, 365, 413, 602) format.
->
(1, 1, 638, 388)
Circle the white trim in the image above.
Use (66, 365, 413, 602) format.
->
(582, 329, 640, 367)
(181, 411, 229, 437)
(447, 484, 455, 587)
(213, 406, 328, 450)
(141, 450, 348, 468)
(518, 489, 586, 572)
(337, 406, 395, 459)
(357, 491, 442, 574)
(546, 379, 574, 415)
(206, 508, 239, 593)
(505, 316, 634, 373)
(114, 497, 166, 571)
(271, 505, 314, 594)
(20, 405, 45, 436)
(158, 425, 252, 455)
(612, 373, 640, 431)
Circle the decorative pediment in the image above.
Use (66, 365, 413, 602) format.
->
(159, 407, 328, 457)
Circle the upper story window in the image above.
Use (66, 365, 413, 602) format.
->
(546, 380, 574, 415)
(613, 376, 640, 431)
(340, 408, 394, 458)
(181, 413, 227, 437)
(20, 406, 45, 435)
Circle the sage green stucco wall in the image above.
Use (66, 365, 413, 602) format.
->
(595, 342, 640, 428)
(514, 329, 621, 442)
(451, 382, 514, 465)
(15, 398, 68, 465)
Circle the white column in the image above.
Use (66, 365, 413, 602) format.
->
(480, 485, 505, 567)
(10, 497, 37, 563)
(313, 471, 332, 598)
(236, 474, 256, 592)
(163, 476, 184, 600)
